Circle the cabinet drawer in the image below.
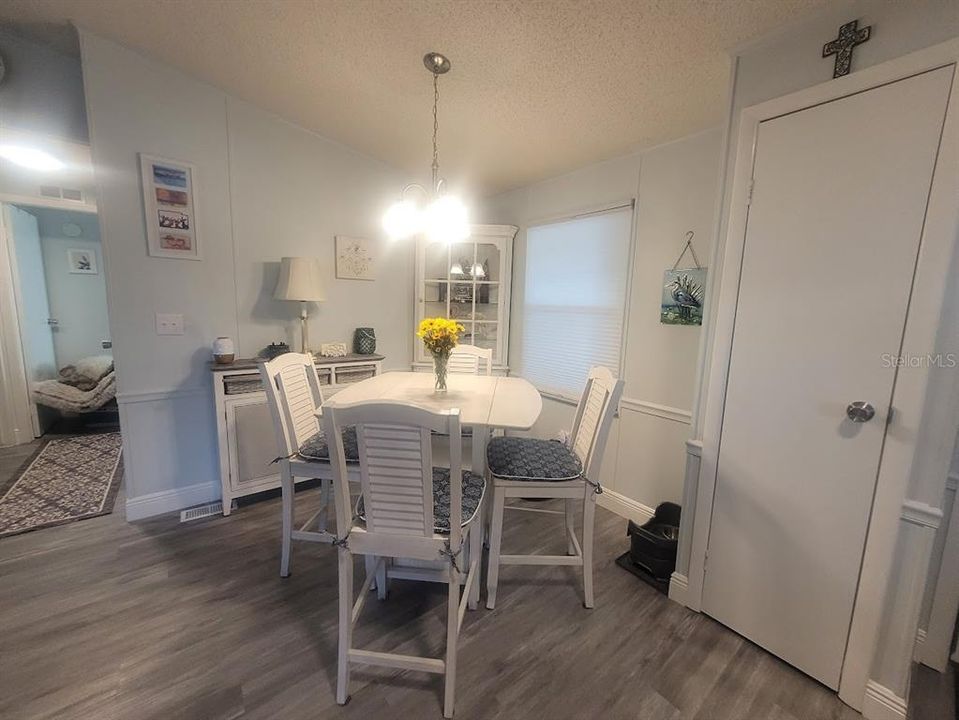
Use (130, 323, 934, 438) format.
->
(333, 364, 377, 385)
(223, 376, 263, 395)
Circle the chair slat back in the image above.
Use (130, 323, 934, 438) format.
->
(569, 366, 624, 481)
(324, 401, 463, 548)
(448, 344, 493, 376)
(259, 353, 325, 457)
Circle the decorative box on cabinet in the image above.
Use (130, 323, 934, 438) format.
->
(211, 354, 383, 515)
(413, 223, 516, 375)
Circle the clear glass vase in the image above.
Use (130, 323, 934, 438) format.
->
(433, 352, 449, 393)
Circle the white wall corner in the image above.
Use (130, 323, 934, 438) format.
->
(672, 441, 703, 609)
(125, 481, 220, 521)
(862, 681, 907, 720)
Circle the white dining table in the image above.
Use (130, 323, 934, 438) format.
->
(320, 371, 542, 475)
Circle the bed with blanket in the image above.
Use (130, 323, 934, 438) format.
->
(32, 355, 117, 414)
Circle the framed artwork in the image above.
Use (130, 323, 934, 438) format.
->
(139, 153, 201, 260)
(67, 248, 97, 274)
(335, 236, 375, 280)
(661, 267, 707, 326)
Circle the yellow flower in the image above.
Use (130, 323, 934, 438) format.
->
(417, 317, 465, 356)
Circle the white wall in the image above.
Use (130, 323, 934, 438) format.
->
(481, 128, 723, 516)
(0, 28, 97, 206)
(29, 208, 110, 367)
(227, 98, 412, 360)
(80, 31, 407, 510)
(0, 27, 87, 142)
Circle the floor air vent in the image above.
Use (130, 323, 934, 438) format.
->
(180, 501, 227, 522)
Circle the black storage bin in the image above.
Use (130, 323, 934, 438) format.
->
(626, 502, 681, 580)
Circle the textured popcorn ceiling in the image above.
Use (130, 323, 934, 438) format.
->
(1, 0, 833, 195)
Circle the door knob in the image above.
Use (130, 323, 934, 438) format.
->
(846, 401, 875, 423)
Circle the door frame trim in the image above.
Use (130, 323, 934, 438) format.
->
(687, 38, 959, 711)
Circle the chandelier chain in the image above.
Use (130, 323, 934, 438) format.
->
(432, 71, 440, 191)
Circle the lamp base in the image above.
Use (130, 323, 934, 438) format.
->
(300, 301, 311, 356)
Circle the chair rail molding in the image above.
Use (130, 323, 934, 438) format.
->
(116, 386, 211, 405)
(900, 500, 943, 529)
(619, 397, 692, 424)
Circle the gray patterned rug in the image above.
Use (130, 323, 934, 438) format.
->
(0, 432, 123, 538)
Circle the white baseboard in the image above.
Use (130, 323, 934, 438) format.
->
(125, 481, 220, 521)
(596, 489, 655, 525)
(669, 572, 692, 607)
(862, 680, 907, 720)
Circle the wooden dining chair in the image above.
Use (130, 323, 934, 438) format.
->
(448, 344, 493, 376)
(259, 353, 360, 578)
(484, 366, 624, 610)
(323, 400, 485, 718)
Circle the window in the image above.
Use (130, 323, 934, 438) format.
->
(521, 206, 633, 399)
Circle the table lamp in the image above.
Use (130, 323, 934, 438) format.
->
(273, 257, 326, 354)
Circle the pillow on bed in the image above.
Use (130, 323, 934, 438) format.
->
(58, 355, 114, 391)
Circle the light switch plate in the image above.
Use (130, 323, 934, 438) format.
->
(155, 313, 184, 335)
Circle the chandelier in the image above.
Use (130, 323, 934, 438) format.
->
(382, 52, 470, 243)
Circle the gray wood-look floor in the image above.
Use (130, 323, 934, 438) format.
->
(0, 441, 952, 720)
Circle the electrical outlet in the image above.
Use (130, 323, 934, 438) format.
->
(155, 313, 184, 335)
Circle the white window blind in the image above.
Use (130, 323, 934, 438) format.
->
(521, 206, 632, 400)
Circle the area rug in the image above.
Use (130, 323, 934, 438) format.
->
(0, 432, 123, 538)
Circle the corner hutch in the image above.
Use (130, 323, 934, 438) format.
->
(413, 224, 517, 374)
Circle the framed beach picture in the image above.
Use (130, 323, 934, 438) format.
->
(335, 236, 375, 280)
(67, 248, 98, 274)
(139, 154, 201, 260)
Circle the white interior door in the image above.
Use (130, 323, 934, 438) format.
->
(703, 67, 953, 689)
(5, 205, 57, 436)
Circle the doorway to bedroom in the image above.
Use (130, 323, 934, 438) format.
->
(0, 200, 122, 538)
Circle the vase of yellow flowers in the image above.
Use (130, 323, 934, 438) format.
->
(417, 317, 465, 393)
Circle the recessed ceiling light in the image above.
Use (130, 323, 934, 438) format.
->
(0, 145, 65, 172)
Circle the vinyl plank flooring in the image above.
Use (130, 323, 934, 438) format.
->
(0, 464, 950, 720)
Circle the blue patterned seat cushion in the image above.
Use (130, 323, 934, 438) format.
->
(355, 468, 486, 533)
(486, 436, 582, 481)
(297, 427, 359, 464)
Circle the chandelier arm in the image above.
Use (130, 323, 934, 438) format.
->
(401, 183, 430, 201)
(432, 71, 440, 193)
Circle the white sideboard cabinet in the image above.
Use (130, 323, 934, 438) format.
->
(211, 354, 383, 514)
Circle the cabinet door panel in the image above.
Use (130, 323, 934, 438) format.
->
(227, 397, 280, 489)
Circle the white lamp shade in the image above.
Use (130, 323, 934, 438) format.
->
(274, 257, 326, 301)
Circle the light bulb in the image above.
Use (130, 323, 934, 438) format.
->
(0, 145, 64, 171)
(450, 262, 464, 276)
(382, 199, 421, 239)
(473, 263, 486, 278)
(423, 195, 470, 244)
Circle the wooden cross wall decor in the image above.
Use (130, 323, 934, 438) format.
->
(823, 20, 872, 78)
